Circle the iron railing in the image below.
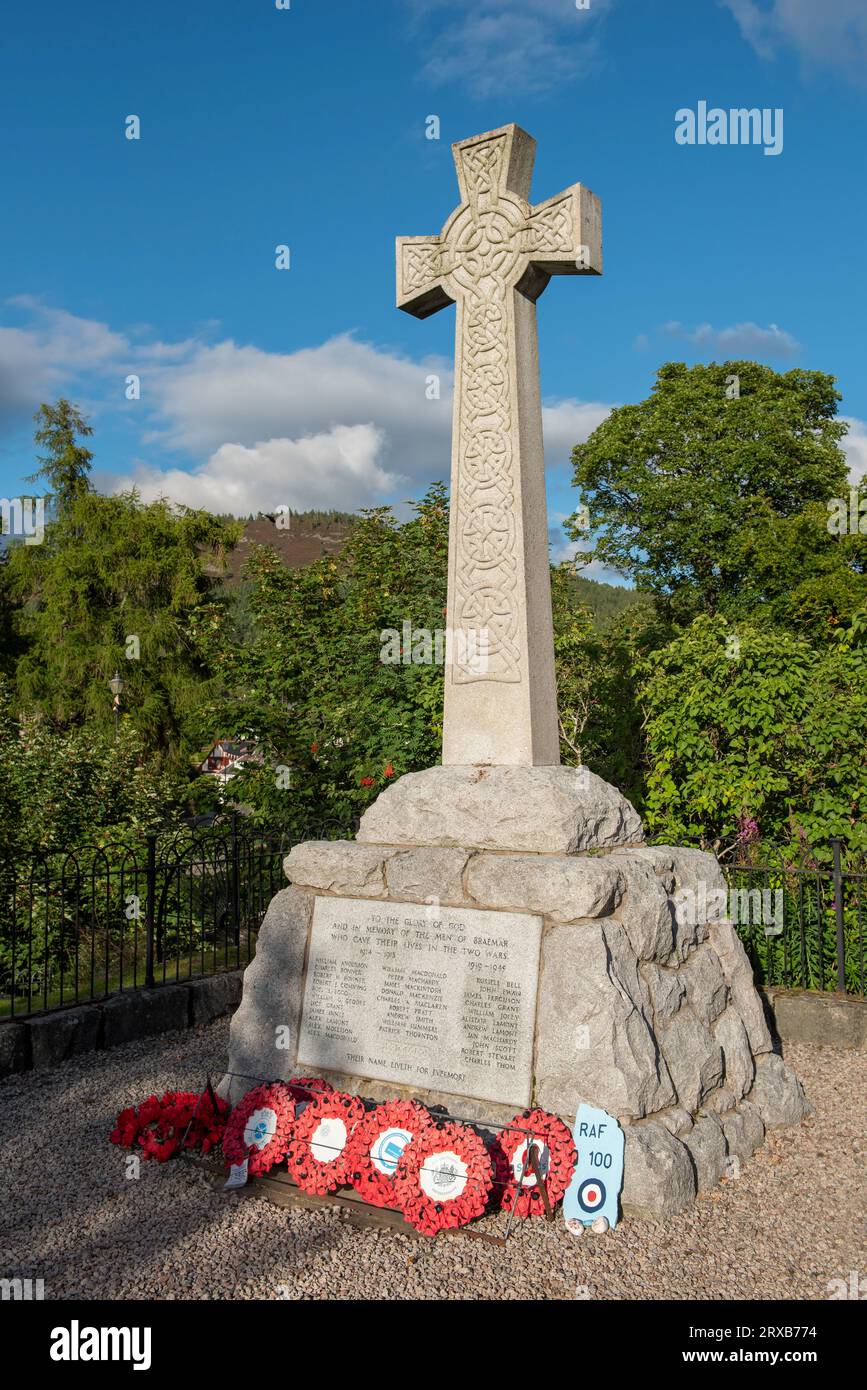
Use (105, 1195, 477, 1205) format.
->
(2, 822, 863, 1020)
(720, 838, 865, 996)
(0, 814, 352, 1020)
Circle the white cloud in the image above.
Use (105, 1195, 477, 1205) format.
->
(722, 0, 867, 80)
(542, 398, 612, 467)
(0, 299, 128, 424)
(0, 298, 615, 516)
(0, 297, 189, 429)
(404, 0, 615, 96)
(841, 416, 867, 483)
(547, 531, 629, 585)
(661, 319, 801, 359)
(120, 424, 402, 515)
(110, 332, 612, 513)
(141, 334, 452, 467)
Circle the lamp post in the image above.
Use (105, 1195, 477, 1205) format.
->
(109, 670, 125, 739)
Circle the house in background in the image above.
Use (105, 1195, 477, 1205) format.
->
(199, 740, 261, 786)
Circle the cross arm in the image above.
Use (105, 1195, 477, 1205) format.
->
(519, 183, 602, 301)
(396, 236, 453, 319)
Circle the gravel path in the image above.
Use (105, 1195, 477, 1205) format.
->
(1, 1019, 864, 1301)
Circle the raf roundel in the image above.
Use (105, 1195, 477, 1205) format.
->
(576, 1177, 607, 1215)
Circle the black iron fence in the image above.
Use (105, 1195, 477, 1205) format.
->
(1, 823, 864, 1021)
(721, 838, 865, 996)
(0, 814, 352, 1021)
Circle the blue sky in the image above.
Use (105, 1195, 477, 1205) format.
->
(1, 0, 865, 572)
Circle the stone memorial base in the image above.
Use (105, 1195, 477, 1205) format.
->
(224, 766, 810, 1222)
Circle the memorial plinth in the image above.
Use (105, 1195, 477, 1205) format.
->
(223, 766, 810, 1220)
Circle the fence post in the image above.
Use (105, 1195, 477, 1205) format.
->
(144, 834, 157, 990)
(830, 837, 846, 995)
(230, 812, 241, 950)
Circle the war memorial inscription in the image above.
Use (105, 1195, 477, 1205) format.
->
(297, 897, 542, 1107)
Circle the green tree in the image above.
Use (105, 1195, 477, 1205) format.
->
(26, 399, 94, 511)
(0, 676, 189, 857)
(205, 486, 449, 833)
(639, 615, 867, 859)
(552, 564, 663, 806)
(7, 488, 239, 768)
(570, 362, 854, 625)
(732, 493, 866, 639)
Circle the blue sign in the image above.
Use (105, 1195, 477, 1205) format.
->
(563, 1103, 624, 1231)
(370, 1127, 412, 1175)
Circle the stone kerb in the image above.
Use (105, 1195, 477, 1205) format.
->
(242, 832, 812, 1220)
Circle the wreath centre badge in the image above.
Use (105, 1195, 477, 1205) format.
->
(310, 1116, 348, 1163)
(419, 1150, 469, 1201)
(243, 1108, 278, 1151)
(370, 1127, 413, 1175)
(510, 1138, 550, 1186)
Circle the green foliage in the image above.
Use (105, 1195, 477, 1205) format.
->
(0, 676, 190, 858)
(552, 566, 664, 806)
(567, 572, 645, 629)
(570, 361, 853, 624)
(202, 485, 449, 834)
(7, 488, 239, 768)
(640, 616, 867, 860)
(724, 493, 866, 639)
(26, 399, 93, 512)
(730, 866, 864, 994)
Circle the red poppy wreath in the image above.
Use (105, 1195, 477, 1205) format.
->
(285, 1091, 365, 1195)
(221, 1083, 296, 1177)
(110, 1094, 163, 1151)
(346, 1099, 435, 1209)
(286, 1076, 334, 1105)
(394, 1121, 493, 1237)
(491, 1108, 577, 1218)
(110, 1089, 228, 1163)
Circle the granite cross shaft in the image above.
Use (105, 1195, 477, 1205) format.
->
(397, 123, 602, 767)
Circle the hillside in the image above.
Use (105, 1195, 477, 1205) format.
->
(217, 510, 354, 585)
(568, 572, 646, 628)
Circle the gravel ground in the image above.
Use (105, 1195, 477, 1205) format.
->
(1, 1019, 864, 1301)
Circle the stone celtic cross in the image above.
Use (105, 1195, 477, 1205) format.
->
(397, 124, 601, 766)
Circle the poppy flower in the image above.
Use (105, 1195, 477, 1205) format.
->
(346, 1100, 434, 1208)
(285, 1092, 365, 1195)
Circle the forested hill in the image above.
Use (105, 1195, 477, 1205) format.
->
(568, 572, 645, 628)
(212, 510, 643, 629)
(213, 509, 355, 584)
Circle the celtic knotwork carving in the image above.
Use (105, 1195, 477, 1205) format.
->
(451, 238, 520, 683)
(525, 198, 572, 255)
(461, 139, 504, 207)
(403, 243, 443, 295)
(403, 134, 579, 686)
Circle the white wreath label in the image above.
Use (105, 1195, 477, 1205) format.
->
(310, 1116, 347, 1164)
